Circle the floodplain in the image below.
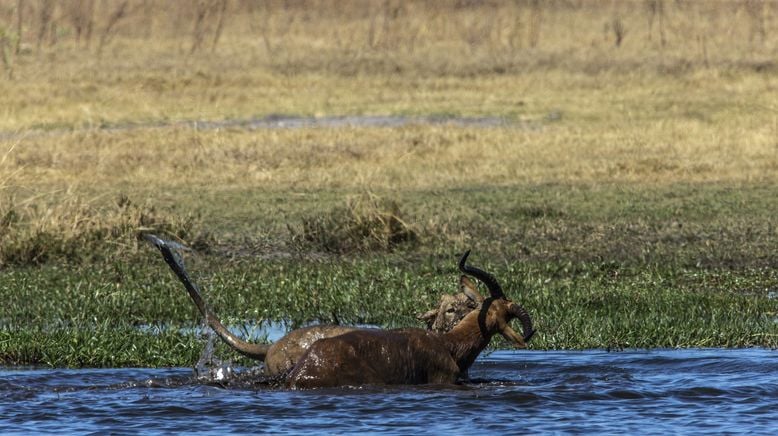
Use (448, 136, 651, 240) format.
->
(0, 1, 777, 368)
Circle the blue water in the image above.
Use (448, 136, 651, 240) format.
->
(1, 349, 776, 434)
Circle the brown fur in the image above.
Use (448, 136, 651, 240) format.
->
(417, 276, 482, 333)
(286, 279, 531, 388)
(263, 325, 358, 375)
(287, 328, 460, 387)
(147, 236, 533, 388)
(145, 235, 478, 377)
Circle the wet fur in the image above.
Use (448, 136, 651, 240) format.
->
(145, 235, 480, 377)
(287, 297, 526, 389)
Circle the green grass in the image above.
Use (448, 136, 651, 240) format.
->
(0, 328, 203, 367)
(1, 252, 776, 367)
(1, 0, 777, 367)
(1, 183, 776, 367)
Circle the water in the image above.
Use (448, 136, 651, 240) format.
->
(0, 114, 533, 141)
(1, 349, 776, 434)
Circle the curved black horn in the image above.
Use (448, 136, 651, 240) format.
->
(458, 250, 504, 299)
(510, 303, 536, 342)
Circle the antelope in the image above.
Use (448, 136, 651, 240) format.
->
(147, 235, 534, 388)
(145, 235, 480, 376)
(285, 251, 534, 388)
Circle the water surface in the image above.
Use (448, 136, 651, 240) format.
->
(0, 114, 529, 141)
(1, 349, 776, 434)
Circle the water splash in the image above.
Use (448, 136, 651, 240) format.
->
(193, 327, 239, 384)
(2, 350, 778, 433)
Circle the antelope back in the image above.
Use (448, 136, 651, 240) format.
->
(286, 328, 461, 389)
(264, 325, 358, 375)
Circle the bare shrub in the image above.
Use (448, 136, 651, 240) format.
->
(97, 0, 128, 56)
(612, 16, 626, 47)
(0, 194, 209, 266)
(292, 193, 418, 254)
(645, 0, 666, 46)
(527, 0, 542, 48)
(15, 0, 23, 54)
(65, 0, 96, 47)
(745, 0, 767, 44)
(0, 24, 15, 78)
(35, 0, 53, 51)
(190, 0, 228, 54)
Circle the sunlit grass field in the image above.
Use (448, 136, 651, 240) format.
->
(1, 1, 777, 366)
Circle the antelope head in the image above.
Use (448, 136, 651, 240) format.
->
(457, 250, 535, 348)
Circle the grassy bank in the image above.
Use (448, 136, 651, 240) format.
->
(1, 1, 777, 366)
(2, 183, 777, 366)
(1, 249, 777, 367)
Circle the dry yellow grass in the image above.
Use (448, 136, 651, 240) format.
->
(2, 2, 778, 363)
(2, 67, 776, 196)
(0, 0, 776, 249)
(1, 1, 778, 130)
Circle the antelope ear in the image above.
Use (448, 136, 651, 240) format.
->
(500, 325, 527, 349)
(417, 308, 437, 322)
(459, 275, 484, 303)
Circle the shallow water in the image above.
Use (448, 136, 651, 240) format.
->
(0, 114, 532, 141)
(1, 349, 776, 434)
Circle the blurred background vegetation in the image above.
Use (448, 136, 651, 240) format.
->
(1, 0, 777, 75)
(0, 1, 776, 364)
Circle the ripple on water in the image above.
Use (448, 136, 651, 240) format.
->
(1, 349, 777, 434)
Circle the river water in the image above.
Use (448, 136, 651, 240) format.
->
(1, 349, 776, 434)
